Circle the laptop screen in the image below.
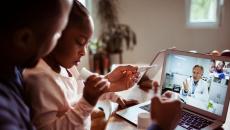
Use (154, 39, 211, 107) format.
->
(161, 53, 230, 116)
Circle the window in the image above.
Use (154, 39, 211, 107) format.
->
(78, 0, 86, 6)
(186, 0, 224, 28)
(78, 0, 92, 13)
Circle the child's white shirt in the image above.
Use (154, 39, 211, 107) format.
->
(23, 59, 118, 130)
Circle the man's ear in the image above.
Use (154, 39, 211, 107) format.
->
(13, 28, 35, 50)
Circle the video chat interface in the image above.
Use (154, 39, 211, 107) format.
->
(162, 54, 230, 116)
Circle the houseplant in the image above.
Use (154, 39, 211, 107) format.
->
(97, 0, 137, 62)
(88, 0, 137, 74)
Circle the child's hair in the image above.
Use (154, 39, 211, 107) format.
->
(68, 0, 90, 27)
(0, 0, 64, 36)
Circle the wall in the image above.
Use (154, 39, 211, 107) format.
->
(79, 0, 230, 69)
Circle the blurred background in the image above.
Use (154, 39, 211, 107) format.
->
(78, 0, 230, 74)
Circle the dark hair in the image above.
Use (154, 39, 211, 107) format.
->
(68, 0, 89, 27)
(221, 50, 230, 57)
(193, 65, 204, 73)
(0, 0, 63, 34)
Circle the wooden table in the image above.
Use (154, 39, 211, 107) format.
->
(102, 85, 154, 130)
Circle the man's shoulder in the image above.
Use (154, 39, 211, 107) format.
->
(23, 67, 54, 85)
(0, 81, 23, 105)
(0, 82, 34, 130)
(23, 67, 62, 96)
(23, 59, 54, 80)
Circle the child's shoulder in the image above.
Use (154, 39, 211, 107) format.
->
(23, 59, 54, 80)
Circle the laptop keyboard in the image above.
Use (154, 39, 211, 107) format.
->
(179, 111, 213, 130)
(140, 104, 151, 112)
(140, 104, 213, 130)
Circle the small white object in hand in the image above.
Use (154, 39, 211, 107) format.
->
(80, 67, 94, 80)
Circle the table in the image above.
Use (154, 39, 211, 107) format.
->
(101, 60, 230, 130)
(105, 85, 149, 130)
(102, 85, 230, 130)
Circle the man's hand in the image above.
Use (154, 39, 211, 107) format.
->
(151, 91, 182, 130)
(106, 65, 139, 92)
(183, 79, 189, 92)
(83, 75, 110, 106)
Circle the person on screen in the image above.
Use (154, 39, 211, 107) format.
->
(180, 65, 209, 101)
(209, 60, 226, 79)
(221, 50, 230, 75)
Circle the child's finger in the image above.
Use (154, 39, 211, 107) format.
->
(85, 75, 97, 82)
(96, 81, 110, 93)
(117, 98, 126, 108)
(120, 65, 138, 72)
(95, 79, 108, 88)
(94, 78, 108, 88)
(125, 99, 139, 106)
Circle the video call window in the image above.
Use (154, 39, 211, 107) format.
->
(162, 54, 229, 116)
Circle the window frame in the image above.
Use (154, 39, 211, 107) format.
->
(185, 0, 223, 29)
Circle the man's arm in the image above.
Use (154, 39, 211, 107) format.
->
(150, 91, 182, 130)
(0, 87, 23, 130)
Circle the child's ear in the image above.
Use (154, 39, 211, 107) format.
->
(13, 28, 35, 50)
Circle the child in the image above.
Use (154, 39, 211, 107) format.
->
(0, 0, 73, 129)
(23, 1, 139, 130)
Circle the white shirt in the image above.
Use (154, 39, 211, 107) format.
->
(23, 59, 118, 130)
(180, 77, 209, 102)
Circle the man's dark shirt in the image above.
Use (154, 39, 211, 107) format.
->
(148, 123, 162, 130)
(0, 66, 35, 130)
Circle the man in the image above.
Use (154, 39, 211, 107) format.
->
(0, 0, 73, 129)
(180, 65, 209, 102)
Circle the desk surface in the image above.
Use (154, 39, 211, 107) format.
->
(103, 85, 230, 130)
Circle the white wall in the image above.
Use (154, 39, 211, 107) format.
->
(79, 0, 230, 69)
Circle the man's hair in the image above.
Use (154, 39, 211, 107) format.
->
(221, 50, 230, 57)
(68, 0, 89, 27)
(0, 0, 62, 34)
(193, 65, 204, 73)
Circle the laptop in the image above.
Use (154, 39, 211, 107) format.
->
(116, 49, 230, 130)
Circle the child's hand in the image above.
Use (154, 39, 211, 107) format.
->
(83, 75, 110, 106)
(106, 65, 139, 92)
(116, 97, 139, 109)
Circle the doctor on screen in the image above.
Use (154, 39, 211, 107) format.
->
(180, 65, 209, 102)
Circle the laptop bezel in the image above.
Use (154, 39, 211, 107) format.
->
(160, 49, 230, 122)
